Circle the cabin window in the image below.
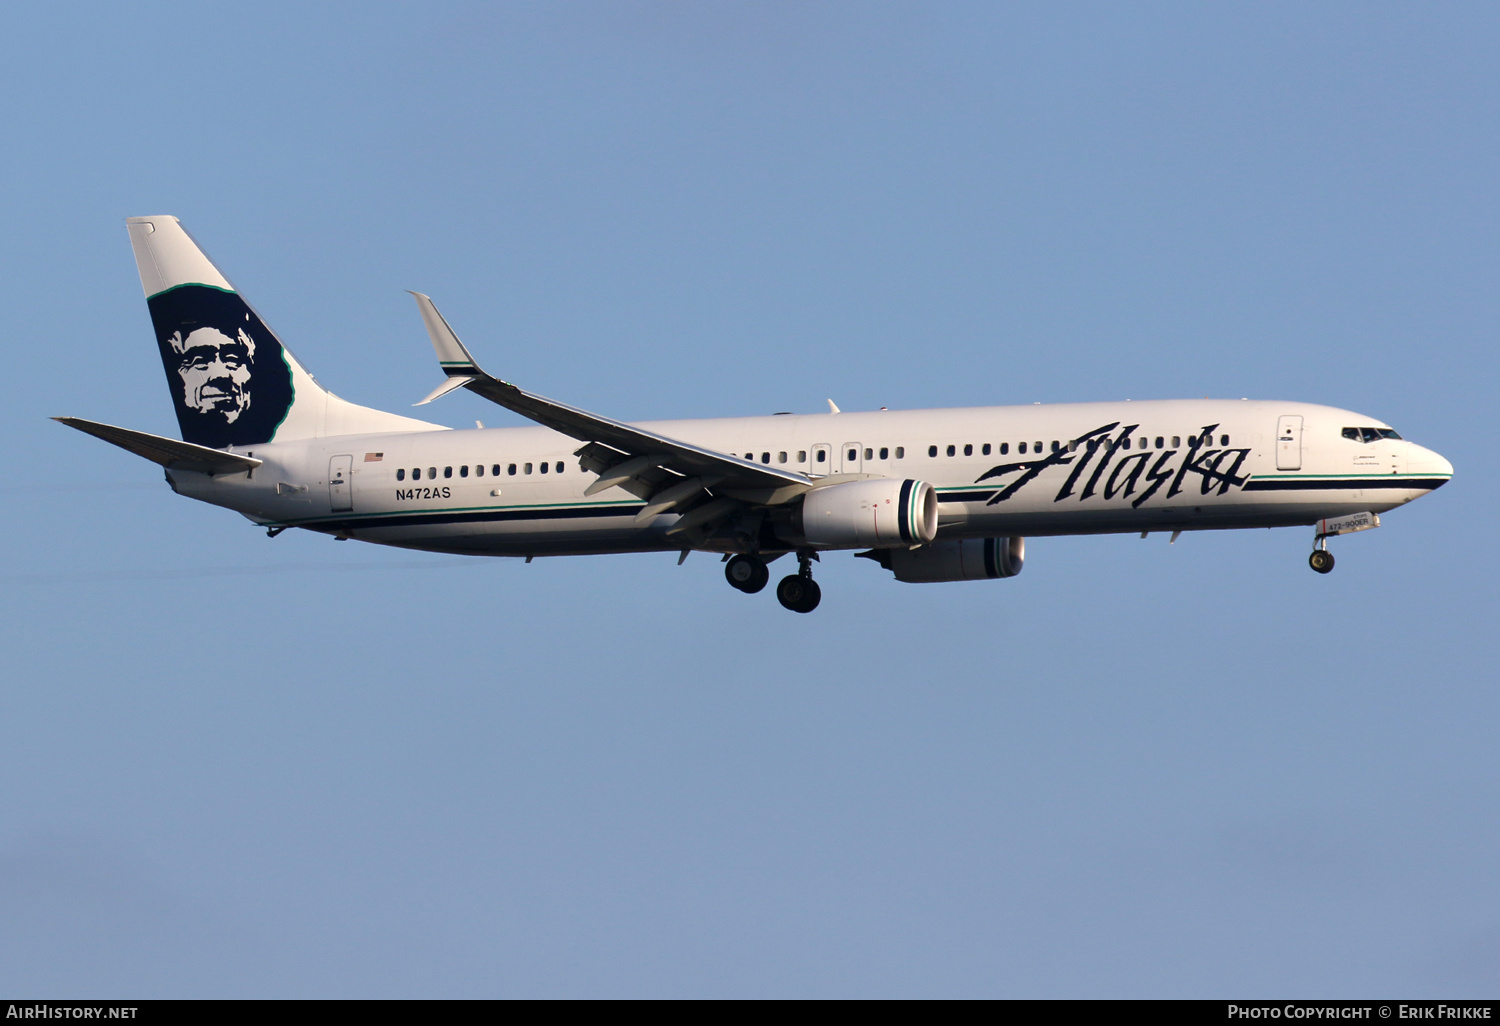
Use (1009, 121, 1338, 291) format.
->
(895, 447, 904, 458)
(524, 463, 533, 474)
(396, 468, 405, 481)
(798, 450, 807, 462)
(982, 443, 991, 456)
(428, 467, 437, 479)
(1220, 435, 1229, 446)
(1034, 441, 1042, 452)
(928, 445, 938, 457)
(508, 464, 517, 476)
(1122, 437, 1131, 450)
(556, 462, 564, 473)
(1000, 443, 1009, 455)
(541, 462, 549, 474)
(778, 452, 787, 463)
(946, 445, 956, 457)
(1051, 441, 1060, 453)
(475, 465, 484, 477)
(963, 443, 973, 456)
(758, 452, 767, 464)
(441, 466, 451, 478)
(744, 453, 753, 460)
(492, 465, 501, 476)
(1155, 437, 1164, 449)
(864, 448, 873, 460)
(879, 447, 888, 460)
(846, 448, 856, 461)
(1019, 442, 1027, 454)
(816, 450, 826, 463)
(460, 465, 469, 478)
(1171, 436, 1180, 448)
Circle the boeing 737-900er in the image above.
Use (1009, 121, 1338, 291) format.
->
(56, 216, 1454, 613)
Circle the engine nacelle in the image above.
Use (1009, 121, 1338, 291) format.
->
(868, 536, 1025, 583)
(796, 479, 938, 549)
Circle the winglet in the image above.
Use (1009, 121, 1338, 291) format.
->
(827, 399, 841, 414)
(409, 291, 489, 404)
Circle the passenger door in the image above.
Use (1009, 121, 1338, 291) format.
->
(329, 454, 354, 512)
(1275, 416, 1302, 471)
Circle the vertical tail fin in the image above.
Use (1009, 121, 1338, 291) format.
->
(126, 216, 443, 447)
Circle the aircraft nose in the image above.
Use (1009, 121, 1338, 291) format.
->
(1409, 445, 1454, 485)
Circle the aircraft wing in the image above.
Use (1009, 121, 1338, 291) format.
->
(409, 293, 813, 524)
(54, 417, 264, 474)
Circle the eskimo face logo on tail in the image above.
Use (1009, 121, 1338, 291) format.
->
(148, 285, 294, 448)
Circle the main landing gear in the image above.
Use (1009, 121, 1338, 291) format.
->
(725, 553, 770, 593)
(723, 551, 821, 612)
(776, 552, 821, 613)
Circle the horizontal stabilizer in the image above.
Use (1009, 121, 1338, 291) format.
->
(53, 417, 263, 474)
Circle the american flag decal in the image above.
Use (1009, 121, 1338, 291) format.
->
(364, 452, 384, 462)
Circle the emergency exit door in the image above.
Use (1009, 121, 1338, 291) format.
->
(329, 454, 354, 512)
(811, 443, 832, 475)
(840, 443, 863, 473)
(1275, 416, 1303, 471)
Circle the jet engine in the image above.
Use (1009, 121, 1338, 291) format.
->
(792, 479, 938, 549)
(860, 536, 1025, 583)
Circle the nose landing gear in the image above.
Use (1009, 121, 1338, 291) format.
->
(1308, 511, 1379, 574)
(776, 551, 821, 613)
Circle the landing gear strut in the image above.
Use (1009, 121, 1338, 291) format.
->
(776, 551, 821, 613)
(725, 554, 769, 593)
(1308, 512, 1379, 574)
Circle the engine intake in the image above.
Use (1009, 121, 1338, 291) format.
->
(795, 479, 938, 549)
(862, 537, 1025, 583)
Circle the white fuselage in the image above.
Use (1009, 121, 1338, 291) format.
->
(165, 399, 1453, 557)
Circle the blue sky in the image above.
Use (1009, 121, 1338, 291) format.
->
(1, 1, 1496, 997)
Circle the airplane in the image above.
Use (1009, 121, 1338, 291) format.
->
(56, 216, 1454, 613)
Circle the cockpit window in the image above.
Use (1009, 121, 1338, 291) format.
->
(1343, 426, 1404, 443)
